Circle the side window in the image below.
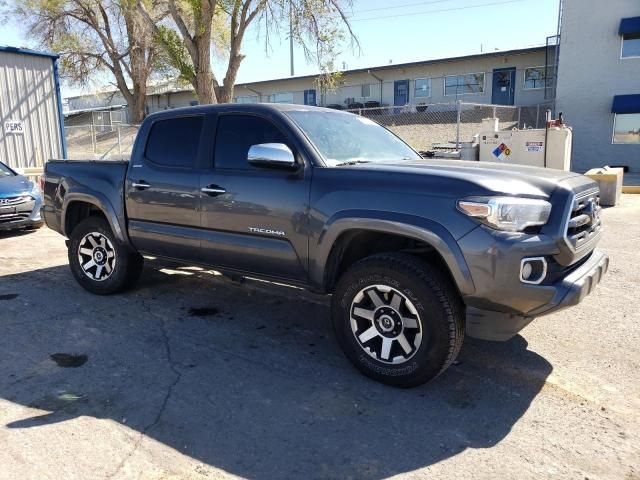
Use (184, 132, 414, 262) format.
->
(145, 116, 203, 168)
(214, 114, 289, 170)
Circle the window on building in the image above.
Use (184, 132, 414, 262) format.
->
(361, 84, 371, 98)
(414, 78, 431, 98)
(233, 95, 259, 104)
(145, 116, 203, 168)
(268, 92, 294, 104)
(620, 17, 640, 58)
(622, 33, 640, 58)
(613, 113, 640, 144)
(444, 73, 485, 96)
(524, 66, 555, 89)
(214, 114, 289, 169)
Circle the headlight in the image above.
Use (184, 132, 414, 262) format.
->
(457, 196, 551, 232)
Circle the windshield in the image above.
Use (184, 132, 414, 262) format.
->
(0, 162, 15, 177)
(286, 110, 421, 166)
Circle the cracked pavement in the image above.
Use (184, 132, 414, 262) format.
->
(0, 195, 639, 480)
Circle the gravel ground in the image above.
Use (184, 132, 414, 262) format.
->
(0, 195, 639, 480)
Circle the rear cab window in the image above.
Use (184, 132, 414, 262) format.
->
(145, 115, 204, 168)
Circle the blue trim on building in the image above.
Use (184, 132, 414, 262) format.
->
(51, 57, 68, 159)
(612, 94, 640, 114)
(619, 17, 640, 36)
(0, 45, 59, 59)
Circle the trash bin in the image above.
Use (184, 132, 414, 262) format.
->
(585, 166, 624, 206)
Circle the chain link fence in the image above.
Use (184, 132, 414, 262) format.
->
(345, 102, 552, 152)
(64, 101, 552, 160)
(65, 124, 138, 160)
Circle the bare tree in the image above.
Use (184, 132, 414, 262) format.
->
(7, 0, 168, 123)
(139, 0, 358, 104)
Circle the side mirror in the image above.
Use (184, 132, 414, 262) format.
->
(247, 143, 297, 170)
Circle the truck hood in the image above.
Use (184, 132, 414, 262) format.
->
(346, 159, 583, 198)
(0, 174, 32, 197)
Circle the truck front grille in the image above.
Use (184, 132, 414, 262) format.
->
(565, 189, 602, 250)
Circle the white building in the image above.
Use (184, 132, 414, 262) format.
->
(0, 46, 66, 168)
(66, 46, 553, 116)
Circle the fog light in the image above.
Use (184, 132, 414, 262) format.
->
(521, 262, 533, 280)
(520, 257, 547, 285)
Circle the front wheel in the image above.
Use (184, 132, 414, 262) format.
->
(331, 253, 465, 387)
(68, 216, 143, 295)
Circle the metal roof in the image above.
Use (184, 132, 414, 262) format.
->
(236, 46, 547, 89)
(145, 45, 548, 97)
(0, 45, 59, 59)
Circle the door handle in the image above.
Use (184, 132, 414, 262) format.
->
(132, 181, 151, 189)
(201, 186, 226, 196)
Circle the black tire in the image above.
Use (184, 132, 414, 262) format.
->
(331, 253, 465, 387)
(68, 216, 143, 295)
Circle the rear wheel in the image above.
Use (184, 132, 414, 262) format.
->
(331, 253, 464, 387)
(68, 216, 143, 295)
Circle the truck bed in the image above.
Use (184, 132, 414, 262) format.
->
(42, 159, 130, 238)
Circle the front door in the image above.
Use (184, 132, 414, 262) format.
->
(394, 80, 410, 106)
(492, 67, 516, 105)
(199, 112, 310, 282)
(304, 89, 317, 106)
(125, 114, 204, 261)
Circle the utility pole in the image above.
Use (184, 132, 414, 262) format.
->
(289, 0, 294, 76)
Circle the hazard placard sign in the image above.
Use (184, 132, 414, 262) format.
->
(492, 143, 511, 162)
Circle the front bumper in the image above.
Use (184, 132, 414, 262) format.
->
(527, 249, 609, 316)
(0, 195, 43, 231)
(466, 249, 609, 341)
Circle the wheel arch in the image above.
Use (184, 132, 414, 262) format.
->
(312, 211, 475, 296)
(62, 192, 129, 245)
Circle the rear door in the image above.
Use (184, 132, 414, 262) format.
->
(198, 112, 311, 282)
(125, 114, 204, 261)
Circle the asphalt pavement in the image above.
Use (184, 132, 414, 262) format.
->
(0, 196, 639, 480)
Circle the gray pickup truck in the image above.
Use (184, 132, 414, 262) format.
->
(42, 104, 608, 387)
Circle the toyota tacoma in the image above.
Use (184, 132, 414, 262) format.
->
(42, 104, 608, 387)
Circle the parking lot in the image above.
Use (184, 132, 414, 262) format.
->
(0, 196, 639, 480)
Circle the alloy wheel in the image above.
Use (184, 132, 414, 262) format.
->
(77, 232, 116, 281)
(350, 284, 423, 364)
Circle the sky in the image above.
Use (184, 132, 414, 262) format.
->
(0, 0, 560, 98)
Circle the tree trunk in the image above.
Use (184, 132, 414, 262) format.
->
(220, 54, 243, 103)
(219, 27, 247, 103)
(130, 84, 147, 124)
(123, 4, 153, 123)
(194, 58, 216, 104)
(193, 1, 217, 104)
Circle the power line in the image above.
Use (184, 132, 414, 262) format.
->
(349, 0, 529, 22)
(350, 0, 457, 15)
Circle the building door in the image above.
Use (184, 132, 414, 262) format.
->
(394, 80, 410, 106)
(492, 67, 516, 105)
(304, 89, 316, 105)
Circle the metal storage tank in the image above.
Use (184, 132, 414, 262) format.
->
(0, 46, 66, 170)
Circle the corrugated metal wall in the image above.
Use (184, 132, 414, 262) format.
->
(0, 51, 63, 169)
